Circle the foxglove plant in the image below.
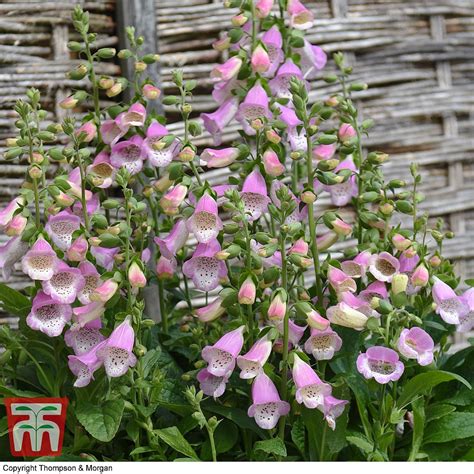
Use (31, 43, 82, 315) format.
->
(0, 0, 473, 463)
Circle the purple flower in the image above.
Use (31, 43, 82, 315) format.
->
(241, 168, 270, 221)
(359, 281, 388, 302)
(326, 157, 358, 206)
(154, 219, 189, 260)
(318, 396, 348, 430)
(44, 210, 81, 251)
(328, 265, 357, 293)
(143, 121, 179, 168)
(110, 135, 146, 175)
(237, 337, 272, 379)
(340, 251, 371, 278)
(72, 302, 106, 328)
(86, 152, 116, 189)
(120, 102, 147, 128)
(197, 368, 229, 398)
(327, 302, 368, 330)
(187, 193, 223, 243)
(90, 246, 119, 271)
(432, 276, 469, 324)
(357, 346, 404, 384)
(397, 327, 434, 366)
(0, 197, 25, 231)
(369, 252, 400, 283)
(183, 239, 227, 292)
(296, 39, 327, 79)
(64, 319, 105, 356)
(304, 327, 342, 361)
(269, 60, 304, 99)
(0, 236, 28, 280)
(200, 147, 239, 168)
(248, 373, 290, 429)
(100, 117, 128, 146)
(458, 288, 474, 332)
(26, 291, 72, 337)
(201, 98, 239, 146)
(211, 56, 242, 82)
(293, 354, 332, 409)
(77, 261, 101, 305)
(42, 261, 85, 304)
(287, 0, 314, 30)
(237, 83, 271, 122)
(261, 26, 284, 76)
(194, 296, 225, 323)
(68, 340, 107, 388)
(97, 316, 137, 378)
(22, 236, 59, 281)
(201, 325, 245, 377)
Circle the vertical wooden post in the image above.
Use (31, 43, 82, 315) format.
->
(116, 0, 163, 322)
(116, 0, 161, 107)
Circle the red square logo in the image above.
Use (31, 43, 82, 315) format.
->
(4, 397, 68, 457)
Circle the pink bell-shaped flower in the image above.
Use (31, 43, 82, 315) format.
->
(369, 252, 400, 283)
(293, 354, 332, 409)
(42, 261, 85, 304)
(357, 346, 404, 384)
(187, 193, 223, 243)
(87, 152, 116, 189)
(97, 316, 137, 378)
(261, 26, 284, 76)
(22, 236, 60, 281)
(154, 219, 189, 259)
(110, 135, 146, 175)
(305, 327, 343, 361)
(0, 236, 28, 280)
(194, 296, 226, 323)
(237, 337, 272, 379)
(319, 396, 348, 430)
(241, 168, 270, 222)
(247, 373, 290, 429)
(44, 210, 81, 251)
(201, 325, 245, 377)
(183, 239, 227, 292)
(201, 98, 239, 146)
(197, 368, 229, 398)
(68, 340, 107, 388)
(26, 291, 72, 337)
(397, 327, 434, 366)
(143, 121, 180, 168)
(64, 319, 105, 356)
(432, 276, 468, 324)
(211, 56, 242, 82)
(201, 147, 239, 168)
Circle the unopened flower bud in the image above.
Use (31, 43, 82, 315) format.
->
(98, 76, 114, 89)
(379, 202, 394, 216)
(392, 273, 408, 295)
(266, 129, 281, 144)
(212, 36, 231, 51)
(231, 13, 248, 26)
(59, 96, 78, 109)
(325, 96, 339, 107)
(106, 82, 123, 97)
(411, 264, 429, 287)
(143, 84, 161, 100)
(403, 247, 417, 258)
(135, 61, 147, 72)
(251, 119, 263, 131)
(31, 152, 44, 164)
(290, 151, 302, 160)
(6, 138, 18, 147)
(128, 262, 146, 289)
(301, 190, 316, 204)
(182, 104, 193, 114)
(429, 255, 441, 267)
(392, 233, 412, 251)
(178, 146, 195, 162)
(238, 276, 256, 305)
(28, 165, 42, 179)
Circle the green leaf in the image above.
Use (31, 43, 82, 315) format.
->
(408, 397, 425, 461)
(155, 426, 199, 461)
(254, 438, 287, 457)
(424, 412, 474, 444)
(0, 283, 31, 318)
(397, 370, 471, 408)
(202, 402, 266, 438)
(346, 433, 373, 454)
(425, 404, 456, 422)
(291, 417, 306, 458)
(76, 399, 125, 442)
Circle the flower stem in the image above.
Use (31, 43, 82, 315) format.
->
(319, 423, 327, 461)
(278, 233, 289, 440)
(158, 279, 168, 334)
(305, 131, 323, 303)
(77, 153, 90, 232)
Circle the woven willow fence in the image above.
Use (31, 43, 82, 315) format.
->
(1, 0, 474, 330)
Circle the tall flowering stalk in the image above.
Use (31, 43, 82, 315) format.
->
(0, 0, 472, 463)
